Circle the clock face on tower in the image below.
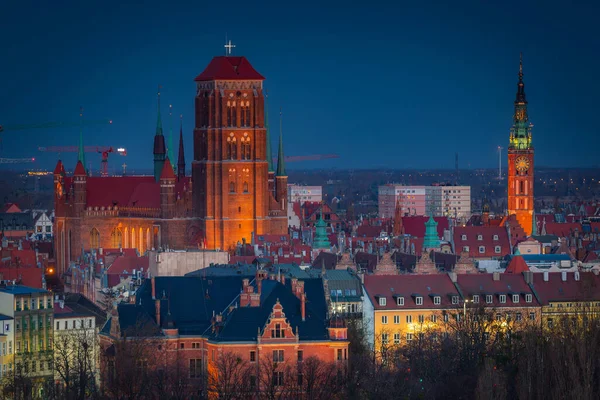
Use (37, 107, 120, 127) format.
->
(515, 156, 530, 172)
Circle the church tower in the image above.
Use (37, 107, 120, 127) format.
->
(507, 54, 534, 236)
(192, 55, 270, 251)
(154, 89, 167, 182)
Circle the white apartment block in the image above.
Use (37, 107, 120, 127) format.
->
(379, 184, 471, 219)
(287, 185, 322, 205)
(441, 186, 471, 219)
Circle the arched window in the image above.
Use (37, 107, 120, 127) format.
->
(111, 228, 122, 248)
(243, 181, 249, 193)
(139, 227, 144, 253)
(227, 101, 236, 127)
(227, 133, 237, 160)
(90, 228, 100, 249)
(230, 181, 236, 193)
(146, 228, 152, 251)
(244, 101, 250, 127)
(124, 228, 129, 248)
(241, 133, 251, 160)
(240, 101, 251, 127)
(131, 228, 136, 251)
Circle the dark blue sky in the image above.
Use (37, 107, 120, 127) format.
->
(1, 0, 598, 172)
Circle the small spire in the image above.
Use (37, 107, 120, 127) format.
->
(168, 105, 175, 172)
(177, 114, 186, 179)
(156, 85, 163, 136)
(265, 91, 274, 172)
(78, 106, 87, 171)
(519, 52, 523, 78)
(276, 108, 286, 177)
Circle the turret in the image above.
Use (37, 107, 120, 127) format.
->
(73, 160, 87, 216)
(160, 157, 176, 219)
(177, 115, 186, 180)
(275, 109, 288, 209)
(154, 88, 167, 182)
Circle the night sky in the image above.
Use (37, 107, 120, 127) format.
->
(1, 0, 598, 172)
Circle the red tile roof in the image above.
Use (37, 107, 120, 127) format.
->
(364, 274, 459, 310)
(505, 256, 530, 274)
(455, 273, 538, 307)
(531, 272, 600, 304)
(402, 216, 448, 238)
(194, 56, 265, 81)
(107, 255, 149, 276)
(453, 226, 510, 258)
(160, 157, 176, 180)
(74, 160, 86, 176)
(0, 267, 44, 288)
(2, 203, 22, 213)
(544, 222, 583, 237)
(54, 160, 64, 175)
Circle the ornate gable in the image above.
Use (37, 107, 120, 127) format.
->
(259, 299, 297, 343)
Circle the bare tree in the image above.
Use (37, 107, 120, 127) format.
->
(53, 327, 98, 399)
(207, 351, 253, 399)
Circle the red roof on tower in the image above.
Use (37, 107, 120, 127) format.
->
(194, 56, 265, 81)
(73, 161, 86, 176)
(54, 160, 64, 175)
(505, 255, 530, 274)
(160, 157, 176, 180)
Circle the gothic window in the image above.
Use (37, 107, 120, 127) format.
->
(240, 101, 251, 127)
(138, 228, 144, 253)
(230, 182, 236, 193)
(520, 181, 524, 194)
(90, 228, 100, 249)
(146, 228, 152, 251)
(241, 133, 251, 160)
(243, 182, 249, 193)
(124, 228, 129, 248)
(110, 228, 122, 248)
(227, 133, 237, 160)
(227, 101, 236, 127)
(131, 228, 136, 251)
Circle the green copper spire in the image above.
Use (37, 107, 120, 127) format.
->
(276, 108, 286, 177)
(313, 206, 331, 250)
(78, 107, 87, 173)
(168, 104, 175, 173)
(509, 53, 533, 150)
(423, 214, 440, 250)
(265, 92, 274, 172)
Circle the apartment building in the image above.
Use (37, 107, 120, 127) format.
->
(288, 185, 323, 205)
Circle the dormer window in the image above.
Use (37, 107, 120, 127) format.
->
(525, 294, 532, 303)
(512, 294, 520, 303)
(415, 296, 423, 306)
(477, 235, 483, 241)
(451, 296, 459, 305)
(461, 234, 467, 241)
(486, 295, 493, 304)
(493, 235, 499, 241)
(499, 295, 506, 304)
(473, 295, 479, 303)
(463, 246, 470, 252)
(479, 246, 485, 254)
(378, 297, 386, 306)
(495, 246, 501, 254)
(396, 297, 404, 306)
(433, 296, 441, 305)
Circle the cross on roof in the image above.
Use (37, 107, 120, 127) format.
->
(224, 40, 235, 55)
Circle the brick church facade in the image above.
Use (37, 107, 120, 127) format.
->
(54, 54, 288, 274)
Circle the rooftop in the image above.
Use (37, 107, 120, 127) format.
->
(0, 285, 49, 295)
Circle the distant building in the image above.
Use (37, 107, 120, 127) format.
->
(0, 314, 14, 382)
(441, 186, 471, 219)
(379, 184, 471, 219)
(288, 185, 322, 204)
(379, 185, 427, 218)
(147, 249, 229, 277)
(33, 212, 52, 240)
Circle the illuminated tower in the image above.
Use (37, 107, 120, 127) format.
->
(507, 54, 534, 236)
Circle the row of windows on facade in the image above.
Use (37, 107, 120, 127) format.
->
(55, 318, 93, 330)
(15, 336, 52, 354)
(1, 340, 13, 356)
(13, 359, 53, 375)
(378, 293, 533, 307)
(90, 226, 155, 249)
(14, 315, 52, 332)
(36, 226, 52, 233)
(461, 234, 501, 241)
(381, 310, 536, 326)
(462, 245, 503, 254)
(229, 181, 250, 193)
(226, 137, 252, 160)
(15, 297, 53, 311)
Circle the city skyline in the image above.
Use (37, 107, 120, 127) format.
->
(1, 0, 599, 171)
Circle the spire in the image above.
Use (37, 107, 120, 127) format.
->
(168, 104, 175, 173)
(177, 115, 186, 179)
(78, 107, 87, 172)
(515, 52, 527, 104)
(510, 53, 532, 150)
(313, 203, 331, 250)
(423, 215, 440, 250)
(153, 86, 167, 182)
(276, 108, 286, 177)
(265, 92, 274, 172)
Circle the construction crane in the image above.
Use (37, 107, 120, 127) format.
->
(273, 154, 339, 163)
(0, 157, 35, 164)
(38, 146, 126, 176)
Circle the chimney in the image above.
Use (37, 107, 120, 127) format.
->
(492, 272, 500, 281)
(448, 272, 457, 283)
(301, 293, 306, 322)
(575, 271, 580, 281)
(543, 271, 549, 282)
(99, 247, 103, 255)
(523, 271, 533, 284)
(561, 271, 567, 282)
(291, 278, 298, 293)
(151, 277, 156, 299)
(155, 299, 161, 327)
